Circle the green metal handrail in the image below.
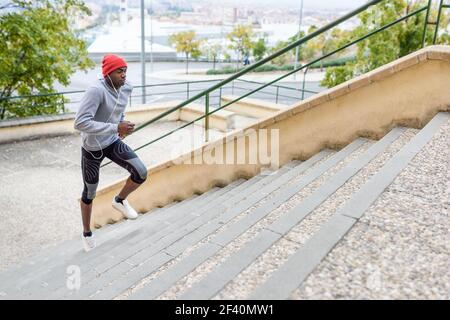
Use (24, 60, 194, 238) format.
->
(423, 0, 449, 46)
(422, 0, 433, 48)
(231, 85, 314, 101)
(101, 0, 441, 167)
(0, 79, 223, 102)
(0, 90, 85, 101)
(124, 0, 385, 139)
(235, 79, 318, 95)
(434, 0, 449, 44)
(434, 0, 445, 44)
(0, 77, 308, 112)
(101, 0, 444, 167)
(1, 0, 439, 168)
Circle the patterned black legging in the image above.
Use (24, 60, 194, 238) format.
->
(81, 139, 147, 204)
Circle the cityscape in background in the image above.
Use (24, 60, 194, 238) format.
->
(76, 0, 364, 61)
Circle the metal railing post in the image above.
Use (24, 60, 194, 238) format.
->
(205, 93, 209, 142)
(275, 86, 280, 104)
(187, 82, 190, 100)
(140, 0, 146, 104)
(302, 67, 309, 100)
(231, 80, 235, 95)
(422, 0, 433, 47)
(434, 0, 445, 44)
(219, 87, 222, 108)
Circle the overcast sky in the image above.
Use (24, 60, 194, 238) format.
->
(0, 0, 369, 11)
(216, 0, 368, 10)
(304, 0, 367, 9)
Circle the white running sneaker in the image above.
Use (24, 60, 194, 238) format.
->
(81, 233, 96, 252)
(112, 197, 138, 220)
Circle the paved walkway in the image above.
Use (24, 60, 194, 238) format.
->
(0, 121, 223, 272)
(147, 68, 326, 83)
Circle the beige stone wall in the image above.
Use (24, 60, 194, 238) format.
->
(90, 45, 450, 229)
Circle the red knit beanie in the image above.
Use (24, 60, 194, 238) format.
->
(102, 54, 127, 77)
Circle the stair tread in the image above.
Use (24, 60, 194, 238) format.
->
(0, 161, 297, 298)
(119, 138, 367, 300)
(0, 182, 239, 288)
(177, 128, 405, 299)
(50, 161, 305, 299)
(3, 111, 446, 300)
(221, 95, 289, 110)
(0, 179, 245, 296)
(249, 112, 449, 299)
(94, 151, 332, 300)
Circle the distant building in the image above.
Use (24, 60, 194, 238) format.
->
(233, 8, 238, 24)
(120, 0, 128, 26)
(88, 25, 176, 62)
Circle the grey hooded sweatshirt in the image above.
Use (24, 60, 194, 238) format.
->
(74, 78, 133, 151)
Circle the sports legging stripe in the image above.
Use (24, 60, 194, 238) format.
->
(81, 139, 147, 204)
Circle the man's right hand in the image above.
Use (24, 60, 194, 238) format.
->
(118, 121, 135, 138)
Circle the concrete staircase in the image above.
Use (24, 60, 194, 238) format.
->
(0, 112, 447, 300)
(220, 95, 289, 119)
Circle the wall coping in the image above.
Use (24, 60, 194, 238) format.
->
(0, 97, 244, 130)
(0, 113, 77, 128)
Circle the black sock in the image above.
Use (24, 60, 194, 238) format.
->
(83, 231, 92, 237)
(115, 196, 124, 204)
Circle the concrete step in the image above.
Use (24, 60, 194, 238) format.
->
(226, 114, 259, 130)
(122, 149, 340, 300)
(105, 139, 366, 300)
(0, 199, 186, 288)
(49, 161, 309, 299)
(70, 155, 325, 300)
(249, 112, 450, 300)
(0, 179, 246, 298)
(3, 113, 438, 301)
(2, 161, 293, 299)
(96, 179, 246, 242)
(176, 127, 406, 300)
(221, 95, 289, 111)
(0, 182, 239, 281)
(220, 95, 288, 118)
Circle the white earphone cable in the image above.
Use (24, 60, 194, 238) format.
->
(85, 74, 122, 160)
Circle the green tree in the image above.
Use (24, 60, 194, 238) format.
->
(299, 26, 350, 69)
(169, 30, 202, 74)
(252, 34, 268, 61)
(287, 30, 306, 63)
(321, 0, 450, 88)
(0, 0, 94, 120)
(227, 25, 254, 70)
(300, 26, 321, 62)
(267, 30, 310, 68)
(201, 41, 222, 70)
(269, 40, 292, 66)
